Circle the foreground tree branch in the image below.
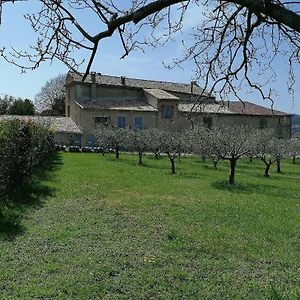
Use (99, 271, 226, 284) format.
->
(0, 0, 299, 100)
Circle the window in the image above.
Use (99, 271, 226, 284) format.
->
(134, 116, 143, 130)
(279, 116, 287, 125)
(259, 118, 267, 129)
(88, 135, 95, 147)
(117, 116, 126, 128)
(203, 116, 212, 129)
(95, 116, 109, 125)
(161, 105, 174, 119)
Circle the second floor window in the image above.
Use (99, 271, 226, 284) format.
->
(95, 116, 109, 125)
(161, 105, 174, 119)
(117, 116, 126, 128)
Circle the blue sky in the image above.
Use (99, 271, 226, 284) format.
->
(0, 2, 299, 114)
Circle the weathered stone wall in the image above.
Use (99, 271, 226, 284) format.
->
(66, 81, 292, 145)
(80, 109, 158, 146)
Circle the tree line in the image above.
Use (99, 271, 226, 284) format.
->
(96, 126, 300, 185)
(0, 74, 66, 117)
(0, 95, 35, 115)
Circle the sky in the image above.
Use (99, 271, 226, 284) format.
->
(0, 1, 299, 115)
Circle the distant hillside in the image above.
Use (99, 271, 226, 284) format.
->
(292, 115, 300, 136)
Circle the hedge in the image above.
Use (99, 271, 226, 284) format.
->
(0, 119, 55, 197)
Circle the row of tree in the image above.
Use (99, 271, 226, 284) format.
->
(96, 126, 300, 185)
(0, 95, 35, 115)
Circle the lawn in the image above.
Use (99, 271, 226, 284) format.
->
(0, 152, 300, 299)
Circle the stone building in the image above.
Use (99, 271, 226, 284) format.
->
(65, 71, 292, 146)
(0, 115, 82, 146)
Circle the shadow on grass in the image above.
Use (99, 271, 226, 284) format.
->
(211, 180, 299, 200)
(211, 180, 259, 193)
(0, 153, 62, 241)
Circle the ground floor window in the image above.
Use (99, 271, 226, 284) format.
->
(117, 116, 126, 128)
(88, 135, 95, 146)
(134, 116, 143, 129)
(203, 116, 212, 129)
(259, 118, 267, 129)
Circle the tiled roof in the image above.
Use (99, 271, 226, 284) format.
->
(0, 115, 82, 134)
(78, 98, 157, 112)
(143, 89, 180, 100)
(178, 103, 234, 114)
(68, 72, 207, 96)
(226, 101, 292, 116)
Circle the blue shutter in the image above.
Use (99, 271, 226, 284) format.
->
(134, 117, 143, 129)
(117, 116, 126, 128)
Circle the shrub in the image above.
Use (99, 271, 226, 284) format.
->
(0, 119, 55, 197)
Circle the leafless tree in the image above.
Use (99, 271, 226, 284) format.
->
(35, 74, 66, 115)
(251, 129, 289, 176)
(273, 138, 290, 173)
(160, 129, 187, 174)
(288, 138, 300, 164)
(125, 129, 149, 165)
(0, 1, 299, 102)
(146, 128, 164, 159)
(95, 127, 126, 160)
(205, 125, 256, 184)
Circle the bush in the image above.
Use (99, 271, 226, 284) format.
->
(0, 119, 55, 197)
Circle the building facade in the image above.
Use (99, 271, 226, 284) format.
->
(65, 72, 292, 146)
(0, 115, 82, 146)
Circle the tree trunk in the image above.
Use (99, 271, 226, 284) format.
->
(115, 147, 119, 160)
(167, 154, 176, 174)
(292, 155, 296, 164)
(263, 159, 272, 177)
(202, 156, 206, 163)
(138, 152, 143, 165)
(154, 152, 160, 159)
(276, 158, 282, 173)
(171, 158, 176, 174)
(228, 158, 236, 185)
(249, 156, 253, 163)
(213, 160, 218, 170)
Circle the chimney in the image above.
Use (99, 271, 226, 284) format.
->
(191, 81, 197, 93)
(90, 72, 96, 99)
(121, 76, 126, 86)
(91, 72, 96, 83)
(190, 81, 197, 101)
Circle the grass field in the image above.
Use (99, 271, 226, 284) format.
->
(0, 152, 300, 299)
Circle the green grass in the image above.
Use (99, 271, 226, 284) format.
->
(0, 153, 300, 299)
